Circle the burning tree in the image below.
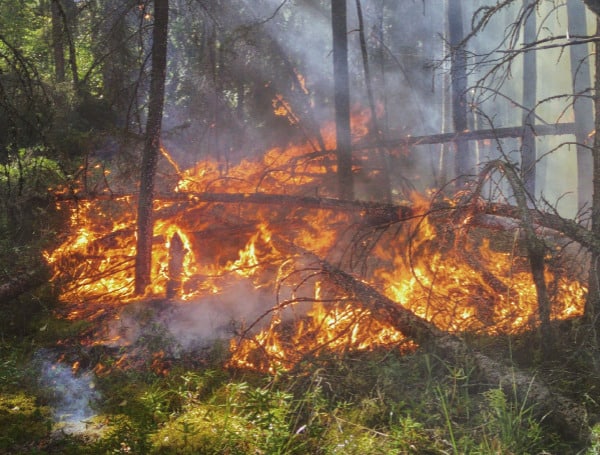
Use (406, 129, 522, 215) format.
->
(135, 0, 169, 295)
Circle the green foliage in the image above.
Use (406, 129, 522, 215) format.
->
(478, 387, 544, 455)
(0, 148, 65, 250)
(0, 339, 590, 454)
(587, 423, 600, 455)
(94, 414, 153, 454)
(0, 392, 52, 450)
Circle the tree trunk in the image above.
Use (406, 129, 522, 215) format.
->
(587, 18, 600, 337)
(567, 0, 594, 212)
(318, 258, 588, 441)
(65, 0, 79, 89)
(50, 0, 78, 88)
(355, 0, 391, 202)
(521, 0, 537, 196)
(447, 0, 470, 186)
(332, 0, 354, 200)
(166, 232, 185, 298)
(51, 0, 65, 82)
(134, 0, 169, 295)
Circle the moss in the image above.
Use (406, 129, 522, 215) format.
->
(150, 404, 262, 454)
(0, 392, 52, 450)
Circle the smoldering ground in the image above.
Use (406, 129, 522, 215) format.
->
(103, 279, 282, 356)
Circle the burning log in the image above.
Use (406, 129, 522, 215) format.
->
(55, 191, 415, 219)
(319, 258, 588, 441)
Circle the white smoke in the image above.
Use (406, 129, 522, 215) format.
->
(105, 279, 276, 353)
(37, 353, 99, 435)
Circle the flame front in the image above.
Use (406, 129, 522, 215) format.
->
(45, 111, 586, 373)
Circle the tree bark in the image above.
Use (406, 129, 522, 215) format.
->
(521, 0, 537, 196)
(166, 232, 185, 298)
(355, 0, 391, 202)
(567, 0, 594, 212)
(51, 0, 65, 83)
(134, 0, 169, 295)
(332, 0, 354, 200)
(448, 0, 470, 186)
(587, 18, 600, 335)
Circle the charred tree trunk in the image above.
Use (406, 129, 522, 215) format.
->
(521, 1, 537, 196)
(134, 0, 169, 295)
(166, 232, 185, 298)
(332, 0, 354, 200)
(480, 160, 552, 354)
(355, 0, 391, 202)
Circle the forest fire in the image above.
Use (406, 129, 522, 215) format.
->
(44, 117, 587, 373)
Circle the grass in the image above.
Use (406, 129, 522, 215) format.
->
(0, 283, 594, 454)
(0, 320, 585, 455)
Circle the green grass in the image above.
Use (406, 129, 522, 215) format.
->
(0, 336, 572, 454)
(0, 299, 594, 454)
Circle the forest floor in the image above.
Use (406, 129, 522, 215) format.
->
(1, 295, 600, 455)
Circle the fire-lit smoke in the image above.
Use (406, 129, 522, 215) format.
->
(103, 280, 276, 353)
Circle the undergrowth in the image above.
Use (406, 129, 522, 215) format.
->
(0, 283, 595, 454)
(0, 320, 592, 455)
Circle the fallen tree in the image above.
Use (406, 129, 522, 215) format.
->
(53, 188, 600, 252)
(318, 257, 589, 441)
(228, 229, 589, 441)
(50, 183, 593, 440)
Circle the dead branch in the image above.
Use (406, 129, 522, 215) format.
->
(355, 122, 576, 150)
(54, 187, 600, 255)
(319, 258, 588, 441)
(482, 203, 600, 253)
(480, 160, 552, 353)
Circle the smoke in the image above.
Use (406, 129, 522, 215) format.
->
(159, 0, 591, 211)
(36, 351, 99, 435)
(106, 279, 276, 353)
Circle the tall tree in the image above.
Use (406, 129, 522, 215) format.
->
(134, 0, 169, 295)
(448, 0, 469, 187)
(49, 0, 79, 88)
(521, 0, 536, 196)
(567, 0, 594, 212)
(51, 0, 65, 82)
(331, 0, 353, 200)
(586, 14, 600, 339)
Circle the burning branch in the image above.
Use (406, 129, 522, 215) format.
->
(318, 257, 588, 441)
(475, 160, 552, 353)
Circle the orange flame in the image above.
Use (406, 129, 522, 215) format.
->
(44, 109, 586, 374)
